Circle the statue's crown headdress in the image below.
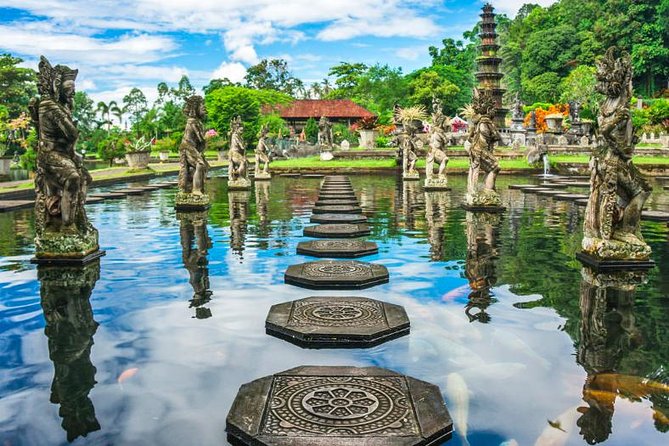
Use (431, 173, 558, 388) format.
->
(472, 89, 496, 117)
(183, 94, 204, 116)
(595, 47, 632, 98)
(37, 56, 78, 98)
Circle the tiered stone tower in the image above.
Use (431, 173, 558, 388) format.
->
(476, 3, 507, 128)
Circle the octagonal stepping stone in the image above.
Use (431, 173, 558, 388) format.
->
(523, 188, 553, 194)
(114, 188, 145, 196)
(304, 224, 371, 238)
(226, 365, 452, 446)
(575, 198, 589, 207)
(508, 184, 533, 190)
(555, 181, 590, 188)
(554, 193, 588, 201)
(310, 213, 367, 224)
(642, 210, 669, 222)
(315, 199, 360, 207)
(297, 239, 378, 258)
(285, 260, 388, 289)
(266, 296, 409, 348)
(89, 192, 127, 200)
(0, 200, 34, 213)
(536, 189, 564, 196)
(312, 205, 363, 215)
(85, 197, 105, 204)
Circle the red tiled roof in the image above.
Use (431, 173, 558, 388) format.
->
(269, 100, 376, 119)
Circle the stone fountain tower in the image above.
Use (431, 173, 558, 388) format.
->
(476, 3, 507, 128)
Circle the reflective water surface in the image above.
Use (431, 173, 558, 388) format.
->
(0, 174, 668, 446)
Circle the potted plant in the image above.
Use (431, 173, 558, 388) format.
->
(355, 116, 379, 149)
(125, 136, 152, 169)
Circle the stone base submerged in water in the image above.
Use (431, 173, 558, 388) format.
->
(284, 260, 388, 290)
(226, 366, 453, 446)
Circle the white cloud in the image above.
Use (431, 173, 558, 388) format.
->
(211, 62, 247, 83)
(395, 46, 426, 61)
(318, 16, 439, 41)
(489, 0, 558, 17)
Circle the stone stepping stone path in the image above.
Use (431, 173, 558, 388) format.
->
(315, 199, 360, 206)
(317, 195, 358, 202)
(508, 184, 533, 190)
(303, 223, 371, 238)
(536, 189, 565, 197)
(523, 188, 555, 195)
(113, 188, 146, 196)
(226, 366, 453, 446)
(85, 197, 105, 204)
(285, 260, 389, 289)
(555, 181, 590, 188)
(265, 297, 409, 348)
(642, 210, 669, 222)
(89, 192, 128, 200)
(312, 205, 363, 215)
(553, 193, 589, 201)
(0, 200, 34, 213)
(310, 213, 367, 224)
(297, 240, 378, 258)
(539, 183, 568, 189)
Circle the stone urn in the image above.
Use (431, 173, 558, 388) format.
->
(545, 114, 564, 133)
(159, 151, 170, 162)
(125, 151, 151, 169)
(358, 129, 377, 149)
(0, 155, 12, 178)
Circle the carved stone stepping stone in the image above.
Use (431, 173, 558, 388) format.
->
(304, 223, 371, 238)
(536, 189, 564, 196)
(0, 200, 34, 213)
(522, 188, 553, 194)
(322, 183, 352, 188)
(555, 181, 590, 188)
(89, 192, 127, 200)
(152, 182, 176, 188)
(321, 186, 354, 191)
(553, 193, 588, 201)
(114, 188, 145, 196)
(279, 173, 301, 177)
(642, 210, 669, 222)
(266, 296, 409, 348)
(540, 183, 568, 189)
(315, 199, 359, 207)
(285, 260, 389, 289)
(85, 197, 105, 204)
(508, 184, 533, 190)
(226, 365, 453, 446)
(312, 205, 363, 215)
(297, 239, 378, 258)
(303, 174, 325, 178)
(310, 214, 367, 224)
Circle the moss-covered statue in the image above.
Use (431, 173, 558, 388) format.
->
(228, 116, 251, 190)
(176, 95, 210, 210)
(254, 124, 271, 180)
(318, 116, 333, 150)
(582, 48, 652, 262)
(395, 105, 426, 181)
(464, 89, 502, 209)
(425, 97, 451, 190)
(29, 56, 102, 263)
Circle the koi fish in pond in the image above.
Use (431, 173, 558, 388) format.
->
(117, 367, 139, 385)
(446, 372, 470, 446)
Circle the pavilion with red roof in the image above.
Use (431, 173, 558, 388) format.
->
(267, 99, 376, 130)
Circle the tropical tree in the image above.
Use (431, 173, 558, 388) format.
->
(0, 54, 37, 118)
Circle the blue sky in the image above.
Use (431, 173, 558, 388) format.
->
(0, 0, 554, 105)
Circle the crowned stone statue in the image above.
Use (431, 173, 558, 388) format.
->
(254, 124, 272, 180)
(424, 97, 451, 190)
(464, 89, 503, 210)
(29, 56, 102, 263)
(581, 48, 653, 265)
(318, 116, 333, 150)
(228, 116, 251, 190)
(176, 95, 210, 210)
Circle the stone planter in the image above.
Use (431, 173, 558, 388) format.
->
(358, 129, 377, 149)
(545, 115, 564, 133)
(159, 151, 170, 162)
(125, 151, 151, 169)
(0, 156, 12, 177)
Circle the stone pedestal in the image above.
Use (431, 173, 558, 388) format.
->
(125, 151, 151, 169)
(358, 129, 377, 149)
(32, 230, 105, 266)
(254, 172, 271, 181)
(228, 178, 252, 191)
(402, 172, 420, 181)
(175, 191, 210, 211)
(423, 177, 451, 191)
(464, 189, 504, 212)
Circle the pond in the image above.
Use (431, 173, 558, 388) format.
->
(0, 174, 667, 446)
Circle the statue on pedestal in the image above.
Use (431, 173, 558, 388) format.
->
(581, 48, 653, 265)
(228, 116, 251, 190)
(317, 116, 333, 150)
(39, 262, 101, 442)
(30, 56, 102, 263)
(425, 191, 450, 260)
(425, 97, 451, 190)
(176, 95, 210, 210)
(464, 89, 502, 209)
(254, 124, 271, 180)
(464, 211, 500, 323)
(178, 211, 213, 319)
(395, 105, 426, 181)
(229, 191, 250, 260)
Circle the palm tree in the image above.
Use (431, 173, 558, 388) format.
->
(321, 79, 332, 97)
(96, 101, 116, 132)
(110, 102, 127, 130)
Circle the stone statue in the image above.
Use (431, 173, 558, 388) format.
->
(464, 211, 500, 323)
(512, 94, 524, 121)
(529, 110, 537, 130)
(401, 121, 420, 180)
(425, 191, 449, 260)
(176, 95, 210, 210)
(425, 97, 450, 190)
(317, 116, 333, 150)
(465, 89, 502, 208)
(178, 211, 213, 319)
(254, 124, 271, 180)
(228, 116, 251, 190)
(38, 262, 101, 442)
(255, 181, 271, 242)
(582, 48, 653, 263)
(29, 56, 101, 263)
(229, 191, 250, 259)
(570, 101, 582, 123)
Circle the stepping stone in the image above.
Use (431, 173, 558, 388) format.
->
(0, 200, 34, 213)
(319, 193, 357, 199)
(540, 183, 568, 189)
(152, 182, 175, 188)
(556, 181, 590, 188)
(89, 192, 127, 200)
(279, 173, 301, 177)
(321, 186, 354, 191)
(315, 199, 359, 207)
(508, 184, 532, 190)
(114, 188, 145, 195)
(310, 214, 367, 224)
(266, 296, 409, 348)
(535, 189, 564, 196)
(664, 186, 669, 191)
(575, 198, 589, 207)
(303, 174, 325, 178)
(226, 365, 452, 446)
(132, 185, 160, 191)
(523, 188, 553, 194)
(312, 205, 363, 215)
(297, 239, 378, 258)
(304, 224, 371, 238)
(85, 197, 105, 204)
(285, 260, 389, 289)
(553, 193, 589, 201)
(642, 210, 669, 222)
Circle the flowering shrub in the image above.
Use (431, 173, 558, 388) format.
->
(376, 124, 396, 136)
(524, 104, 570, 133)
(205, 129, 218, 139)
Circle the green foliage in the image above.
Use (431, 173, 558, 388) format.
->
(407, 70, 460, 111)
(245, 59, 305, 97)
(332, 123, 356, 144)
(375, 136, 390, 148)
(258, 113, 289, 137)
(304, 117, 318, 144)
(123, 87, 148, 134)
(206, 136, 227, 152)
(97, 129, 127, 166)
(152, 136, 179, 153)
(559, 65, 602, 116)
(0, 54, 36, 118)
(522, 72, 563, 104)
(647, 99, 669, 125)
(19, 145, 36, 171)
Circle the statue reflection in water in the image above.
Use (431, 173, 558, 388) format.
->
(576, 268, 669, 442)
(38, 261, 101, 442)
(402, 181, 422, 231)
(178, 211, 213, 319)
(463, 211, 499, 323)
(255, 181, 271, 247)
(424, 191, 449, 261)
(229, 191, 250, 260)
